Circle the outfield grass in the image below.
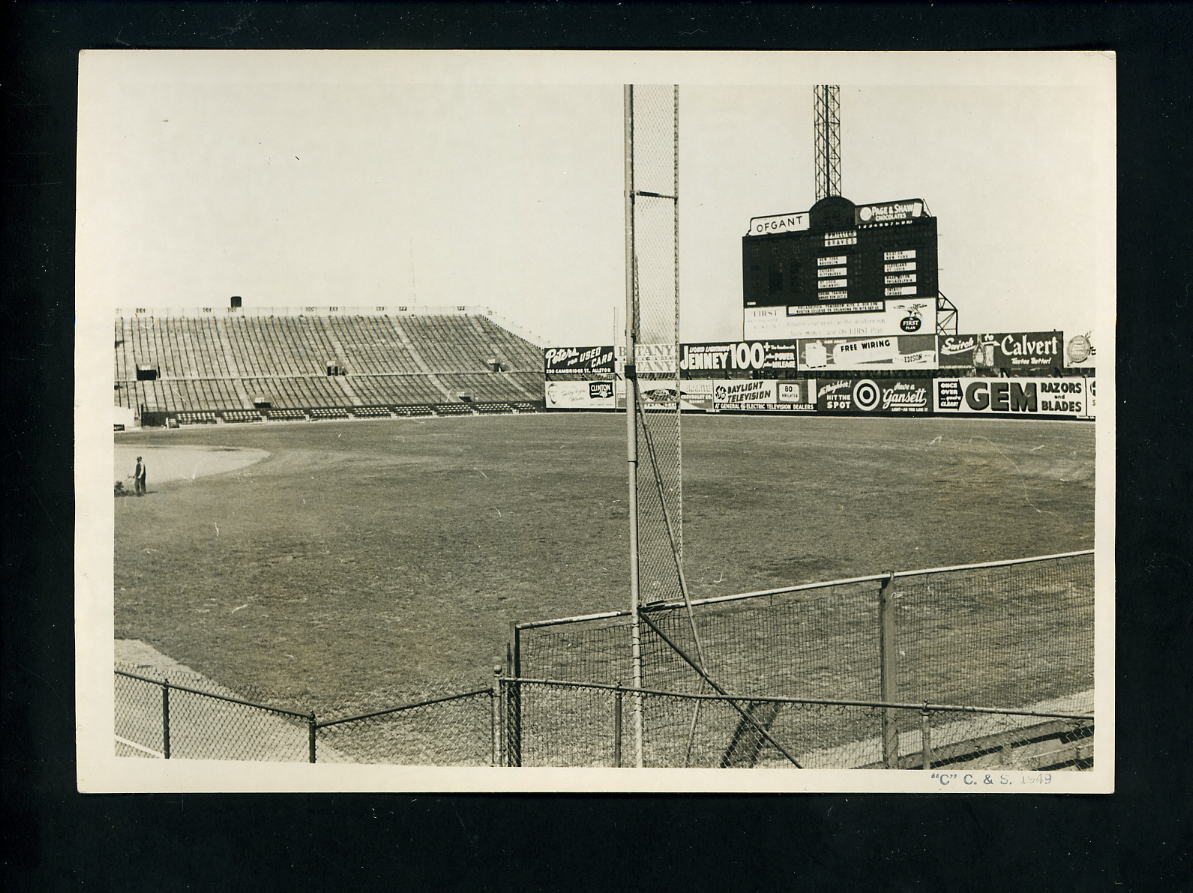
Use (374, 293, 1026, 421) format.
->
(114, 412, 1094, 710)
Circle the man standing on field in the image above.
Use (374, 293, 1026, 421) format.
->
(134, 456, 147, 496)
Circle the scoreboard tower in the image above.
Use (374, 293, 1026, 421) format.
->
(742, 86, 957, 341)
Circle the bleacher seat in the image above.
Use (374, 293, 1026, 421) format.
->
(432, 402, 473, 416)
(266, 408, 308, 421)
(392, 404, 435, 417)
(115, 311, 543, 423)
(221, 409, 262, 423)
(177, 411, 218, 425)
(309, 407, 351, 420)
(350, 406, 392, 418)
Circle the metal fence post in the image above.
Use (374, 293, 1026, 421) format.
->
(503, 677, 522, 767)
(308, 712, 317, 763)
(491, 665, 502, 768)
(613, 683, 624, 768)
(879, 573, 900, 768)
(507, 622, 522, 768)
(920, 706, 932, 770)
(161, 678, 171, 760)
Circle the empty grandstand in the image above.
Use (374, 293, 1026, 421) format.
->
(113, 306, 545, 425)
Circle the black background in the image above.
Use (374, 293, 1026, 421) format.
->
(3, 3, 1191, 889)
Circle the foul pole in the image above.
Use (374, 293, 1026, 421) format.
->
(623, 84, 645, 768)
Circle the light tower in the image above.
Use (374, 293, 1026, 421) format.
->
(813, 84, 842, 200)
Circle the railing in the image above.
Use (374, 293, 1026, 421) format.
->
(512, 551, 1095, 766)
(115, 667, 1091, 770)
(115, 667, 500, 765)
(498, 677, 1093, 770)
(114, 551, 1093, 768)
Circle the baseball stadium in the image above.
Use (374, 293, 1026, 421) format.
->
(111, 84, 1098, 772)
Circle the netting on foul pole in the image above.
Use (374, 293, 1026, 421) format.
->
(625, 83, 683, 598)
(623, 84, 684, 766)
(622, 85, 805, 768)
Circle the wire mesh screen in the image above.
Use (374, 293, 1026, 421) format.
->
(894, 553, 1095, 708)
(114, 669, 166, 757)
(514, 552, 1094, 765)
(517, 617, 634, 684)
(505, 680, 1093, 770)
(639, 582, 883, 700)
(628, 84, 684, 610)
(315, 691, 494, 766)
(166, 686, 310, 762)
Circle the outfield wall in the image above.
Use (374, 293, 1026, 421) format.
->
(543, 333, 1096, 419)
(544, 376, 1096, 419)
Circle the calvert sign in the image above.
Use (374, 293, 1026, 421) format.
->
(543, 346, 616, 373)
(937, 332, 1062, 372)
(745, 300, 935, 340)
(816, 378, 930, 413)
(679, 340, 798, 373)
(934, 377, 1090, 417)
(798, 334, 937, 370)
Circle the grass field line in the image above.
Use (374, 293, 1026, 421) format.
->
(115, 735, 163, 758)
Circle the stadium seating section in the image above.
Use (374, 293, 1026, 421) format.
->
(114, 312, 545, 424)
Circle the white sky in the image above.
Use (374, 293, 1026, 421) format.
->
(77, 51, 1115, 346)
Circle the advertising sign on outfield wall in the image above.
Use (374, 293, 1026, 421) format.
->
(933, 377, 1089, 417)
(775, 379, 817, 412)
(679, 339, 799, 373)
(544, 380, 616, 409)
(798, 334, 937, 370)
(1083, 379, 1097, 419)
(744, 299, 936, 340)
(613, 343, 679, 375)
(936, 332, 1062, 372)
(678, 379, 716, 412)
(1064, 331, 1097, 368)
(710, 379, 815, 412)
(543, 346, 616, 374)
(816, 378, 931, 413)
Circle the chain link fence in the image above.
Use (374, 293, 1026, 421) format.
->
(315, 689, 496, 766)
(114, 666, 497, 765)
(501, 678, 1093, 771)
(115, 552, 1092, 767)
(514, 551, 1094, 730)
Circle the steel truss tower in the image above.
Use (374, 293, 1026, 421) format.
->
(814, 85, 842, 200)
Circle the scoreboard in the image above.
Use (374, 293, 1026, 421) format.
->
(743, 195, 938, 310)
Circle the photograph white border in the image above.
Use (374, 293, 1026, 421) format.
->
(75, 49, 1115, 794)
